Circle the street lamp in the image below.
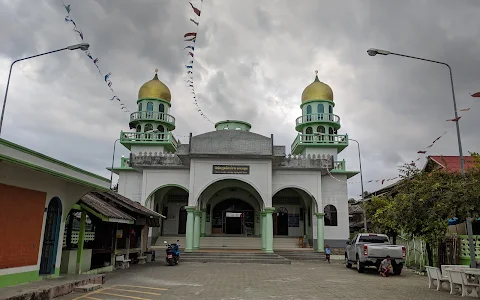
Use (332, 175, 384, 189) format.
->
(0, 43, 90, 136)
(366, 48, 465, 175)
(110, 138, 120, 190)
(368, 48, 475, 267)
(349, 138, 367, 232)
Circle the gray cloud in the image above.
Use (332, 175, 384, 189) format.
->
(1, 0, 480, 199)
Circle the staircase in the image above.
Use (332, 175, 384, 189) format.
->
(181, 252, 291, 264)
(154, 236, 302, 250)
(275, 250, 326, 261)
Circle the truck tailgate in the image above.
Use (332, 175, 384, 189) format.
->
(367, 244, 403, 258)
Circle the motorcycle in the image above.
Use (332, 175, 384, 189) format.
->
(164, 240, 180, 266)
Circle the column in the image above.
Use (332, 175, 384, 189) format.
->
(200, 210, 207, 237)
(264, 207, 275, 253)
(193, 210, 202, 249)
(185, 206, 196, 252)
(76, 209, 86, 274)
(260, 211, 266, 250)
(315, 213, 325, 252)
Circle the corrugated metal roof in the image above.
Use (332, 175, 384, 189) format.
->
(92, 191, 165, 218)
(81, 193, 135, 221)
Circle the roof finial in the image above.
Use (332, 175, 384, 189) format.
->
(314, 70, 320, 82)
(155, 68, 158, 74)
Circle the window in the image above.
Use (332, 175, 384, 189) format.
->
(159, 103, 165, 113)
(317, 104, 324, 120)
(136, 125, 141, 132)
(324, 205, 338, 226)
(144, 124, 153, 132)
(147, 102, 153, 111)
(156, 125, 165, 139)
(157, 125, 164, 132)
(138, 103, 143, 111)
(328, 127, 334, 134)
(306, 105, 312, 121)
(317, 126, 325, 141)
(328, 105, 333, 114)
(358, 235, 389, 243)
(305, 127, 313, 141)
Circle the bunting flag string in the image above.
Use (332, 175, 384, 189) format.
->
(60, 2, 130, 113)
(183, 0, 213, 123)
(326, 91, 480, 187)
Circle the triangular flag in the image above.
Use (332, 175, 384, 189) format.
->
(471, 92, 480, 97)
(447, 116, 461, 122)
(189, 2, 201, 16)
(190, 18, 199, 26)
(184, 32, 197, 38)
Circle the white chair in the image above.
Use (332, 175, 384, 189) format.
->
(448, 270, 464, 295)
(459, 271, 480, 297)
(425, 266, 449, 291)
(441, 264, 470, 274)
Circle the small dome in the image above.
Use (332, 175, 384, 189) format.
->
(138, 71, 171, 102)
(301, 73, 333, 103)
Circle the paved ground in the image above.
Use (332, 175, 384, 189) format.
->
(59, 261, 456, 300)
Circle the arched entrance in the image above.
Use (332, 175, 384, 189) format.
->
(212, 199, 254, 235)
(273, 207, 289, 235)
(39, 197, 62, 275)
(178, 206, 187, 234)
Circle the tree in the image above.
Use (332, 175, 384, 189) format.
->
(348, 198, 357, 204)
(366, 161, 480, 266)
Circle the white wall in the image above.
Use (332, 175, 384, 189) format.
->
(189, 158, 272, 207)
(118, 171, 142, 202)
(321, 174, 349, 241)
(140, 169, 190, 205)
(272, 170, 321, 212)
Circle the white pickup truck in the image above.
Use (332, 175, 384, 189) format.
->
(345, 233, 406, 275)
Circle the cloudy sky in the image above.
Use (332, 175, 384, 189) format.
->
(1, 0, 480, 198)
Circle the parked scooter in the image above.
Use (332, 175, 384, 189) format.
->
(164, 240, 180, 266)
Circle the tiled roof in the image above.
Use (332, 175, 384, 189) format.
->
(81, 193, 135, 221)
(190, 130, 272, 156)
(91, 191, 164, 218)
(428, 155, 477, 173)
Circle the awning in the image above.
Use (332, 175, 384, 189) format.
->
(80, 194, 135, 224)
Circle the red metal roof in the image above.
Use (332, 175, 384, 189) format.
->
(428, 156, 477, 173)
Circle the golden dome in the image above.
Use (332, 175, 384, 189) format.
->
(301, 73, 333, 103)
(138, 71, 171, 102)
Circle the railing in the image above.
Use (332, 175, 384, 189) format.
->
(295, 113, 340, 126)
(129, 111, 175, 125)
(121, 157, 131, 168)
(121, 131, 178, 149)
(130, 152, 186, 167)
(291, 133, 348, 151)
(333, 160, 346, 171)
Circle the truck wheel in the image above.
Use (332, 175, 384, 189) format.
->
(345, 254, 352, 268)
(356, 257, 365, 273)
(393, 263, 403, 275)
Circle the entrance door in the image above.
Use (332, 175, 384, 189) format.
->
(274, 207, 289, 236)
(212, 199, 254, 235)
(39, 197, 62, 275)
(178, 206, 187, 234)
(225, 212, 243, 234)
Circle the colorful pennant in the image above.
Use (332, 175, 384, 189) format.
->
(60, 2, 130, 113)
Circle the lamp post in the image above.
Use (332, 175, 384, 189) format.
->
(349, 138, 367, 231)
(110, 138, 120, 190)
(367, 48, 475, 267)
(366, 48, 465, 175)
(0, 43, 90, 136)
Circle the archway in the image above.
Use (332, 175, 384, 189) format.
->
(212, 199, 254, 235)
(197, 179, 264, 237)
(272, 187, 317, 239)
(40, 197, 62, 275)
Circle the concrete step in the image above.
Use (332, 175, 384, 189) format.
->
(181, 257, 291, 264)
(74, 284, 103, 293)
(154, 237, 302, 250)
(178, 251, 290, 264)
(275, 251, 326, 261)
(182, 252, 277, 257)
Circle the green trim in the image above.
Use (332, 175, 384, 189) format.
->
(0, 270, 39, 288)
(80, 204, 134, 224)
(108, 167, 137, 175)
(300, 99, 335, 108)
(145, 184, 189, 205)
(0, 139, 110, 183)
(215, 120, 252, 127)
(71, 204, 82, 210)
(0, 154, 110, 191)
(137, 97, 171, 107)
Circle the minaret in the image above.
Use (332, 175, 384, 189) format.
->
(120, 69, 177, 153)
(291, 71, 348, 159)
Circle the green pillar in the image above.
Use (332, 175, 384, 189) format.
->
(315, 213, 325, 252)
(193, 210, 202, 249)
(76, 209, 86, 274)
(260, 211, 266, 250)
(264, 207, 275, 253)
(185, 206, 195, 252)
(201, 210, 207, 237)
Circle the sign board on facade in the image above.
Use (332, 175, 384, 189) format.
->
(212, 165, 250, 174)
(288, 214, 300, 227)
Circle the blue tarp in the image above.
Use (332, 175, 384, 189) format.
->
(448, 217, 480, 225)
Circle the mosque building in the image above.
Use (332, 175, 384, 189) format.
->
(111, 70, 358, 252)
